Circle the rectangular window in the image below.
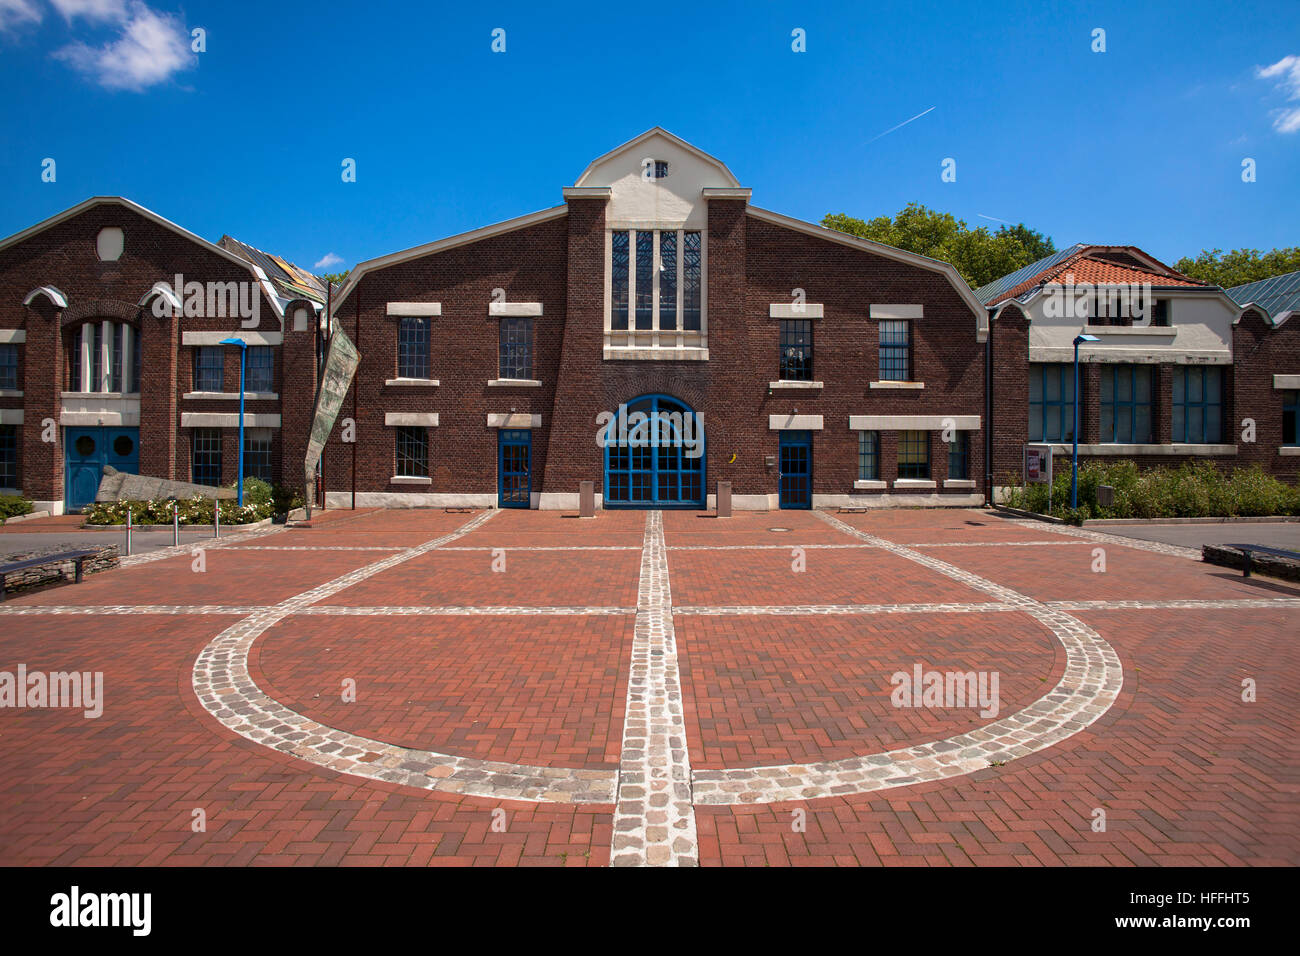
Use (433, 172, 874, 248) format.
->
(194, 346, 224, 392)
(395, 426, 428, 478)
(611, 230, 630, 331)
(243, 427, 273, 482)
(1152, 299, 1170, 327)
(109, 324, 124, 393)
(1172, 366, 1222, 444)
(682, 231, 702, 331)
(659, 231, 677, 331)
(89, 323, 102, 392)
(779, 320, 813, 381)
(68, 328, 81, 392)
(0, 345, 17, 391)
(0, 425, 17, 487)
(1282, 390, 1298, 446)
(947, 431, 970, 480)
(1100, 364, 1153, 443)
(397, 316, 429, 379)
(635, 231, 654, 330)
(898, 430, 930, 479)
(191, 428, 222, 486)
(857, 430, 879, 480)
(1028, 363, 1076, 442)
(245, 346, 274, 393)
(499, 317, 533, 380)
(879, 320, 910, 381)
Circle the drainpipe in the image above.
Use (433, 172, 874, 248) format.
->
(985, 309, 994, 505)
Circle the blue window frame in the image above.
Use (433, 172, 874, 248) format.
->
(1283, 390, 1299, 446)
(499, 317, 533, 380)
(395, 426, 428, 478)
(898, 430, 929, 479)
(779, 430, 812, 509)
(194, 346, 223, 392)
(603, 394, 703, 507)
(779, 319, 812, 381)
(1100, 365, 1153, 443)
(498, 429, 531, 508)
(0, 425, 16, 487)
(0, 344, 16, 391)
(879, 320, 910, 381)
(397, 317, 429, 379)
(245, 346, 274, 393)
(611, 230, 630, 330)
(191, 428, 222, 485)
(947, 430, 970, 480)
(857, 430, 879, 480)
(1172, 366, 1222, 444)
(243, 427, 273, 482)
(1029, 363, 1076, 442)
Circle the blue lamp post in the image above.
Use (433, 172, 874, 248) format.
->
(220, 337, 247, 507)
(1071, 333, 1100, 509)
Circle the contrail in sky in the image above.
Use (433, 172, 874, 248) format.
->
(867, 106, 935, 143)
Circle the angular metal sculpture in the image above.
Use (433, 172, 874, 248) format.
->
(95, 466, 235, 502)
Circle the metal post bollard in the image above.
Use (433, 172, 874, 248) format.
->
(125, 508, 132, 557)
(214, 499, 220, 539)
(172, 501, 179, 547)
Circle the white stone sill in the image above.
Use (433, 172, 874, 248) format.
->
(943, 479, 977, 489)
(853, 479, 887, 490)
(385, 378, 440, 387)
(894, 479, 937, 489)
(183, 391, 279, 401)
(487, 379, 543, 387)
(869, 381, 924, 389)
(390, 475, 431, 485)
(769, 380, 823, 389)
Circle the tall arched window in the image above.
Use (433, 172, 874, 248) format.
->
(67, 321, 141, 393)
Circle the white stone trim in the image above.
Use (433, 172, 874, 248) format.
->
(0, 329, 26, 344)
(943, 479, 978, 489)
(700, 186, 751, 200)
(869, 304, 924, 319)
(384, 412, 439, 427)
(0, 409, 22, 425)
(390, 475, 432, 485)
(1082, 325, 1178, 336)
(1279, 446, 1300, 457)
(894, 478, 938, 489)
(384, 378, 440, 387)
(22, 286, 68, 309)
(562, 186, 612, 199)
(769, 303, 823, 319)
(604, 347, 709, 361)
(811, 493, 985, 509)
(61, 412, 136, 426)
(853, 479, 887, 490)
(0, 389, 21, 398)
(1029, 346, 1230, 364)
(487, 378, 542, 387)
(850, 415, 980, 430)
(768, 380, 823, 389)
(324, 491, 496, 508)
(182, 391, 279, 401)
(181, 413, 281, 428)
(386, 302, 442, 317)
(487, 413, 541, 428)
(869, 380, 924, 390)
(769, 414, 824, 430)
(1045, 443, 1237, 456)
(1273, 374, 1300, 389)
(181, 331, 283, 346)
(489, 302, 543, 317)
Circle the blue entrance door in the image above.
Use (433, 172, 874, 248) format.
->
(65, 426, 140, 511)
(779, 431, 812, 509)
(498, 429, 531, 508)
(603, 394, 705, 508)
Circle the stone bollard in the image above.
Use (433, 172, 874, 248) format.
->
(579, 481, 595, 519)
(716, 481, 732, 518)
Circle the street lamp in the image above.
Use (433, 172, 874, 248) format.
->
(1071, 333, 1100, 510)
(220, 337, 247, 507)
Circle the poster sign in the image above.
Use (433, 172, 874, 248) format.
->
(1024, 443, 1052, 485)
(304, 326, 359, 504)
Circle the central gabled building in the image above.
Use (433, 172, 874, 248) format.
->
(323, 128, 992, 510)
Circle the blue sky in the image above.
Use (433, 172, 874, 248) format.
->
(1, 0, 1297, 275)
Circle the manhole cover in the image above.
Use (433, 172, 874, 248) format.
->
(768, 527, 791, 533)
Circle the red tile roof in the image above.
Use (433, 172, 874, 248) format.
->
(988, 246, 1207, 307)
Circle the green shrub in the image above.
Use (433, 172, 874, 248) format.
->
(84, 493, 273, 526)
(0, 495, 34, 522)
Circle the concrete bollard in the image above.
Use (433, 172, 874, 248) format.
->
(579, 481, 595, 518)
(716, 481, 732, 518)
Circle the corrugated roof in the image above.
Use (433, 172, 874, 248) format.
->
(218, 235, 328, 305)
(1227, 270, 1300, 318)
(975, 244, 1085, 305)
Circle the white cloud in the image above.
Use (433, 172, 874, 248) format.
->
(53, 1, 195, 91)
(313, 253, 345, 270)
(1257, 54, 1300, 134)
(49, 0, 128, 23)
(0, 0, 42, 31)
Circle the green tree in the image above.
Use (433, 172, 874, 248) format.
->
(821, 203, 1055, 289)
(1173, 248, 1300, 288)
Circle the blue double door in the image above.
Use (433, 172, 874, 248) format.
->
(779, 431, 812, 509)
(498, 430, 531, 508)
(65, 426, 139, 511)
(603, 394, 704, 508)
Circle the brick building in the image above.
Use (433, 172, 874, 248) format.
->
(1, 130, 1296, 514)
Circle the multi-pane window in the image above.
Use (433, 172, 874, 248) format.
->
(0, 425, 16, 487)
(1172, 367, 1223, 444)
(1028, 364, 1076, 442)
(609, 229, 703, 341)
(779, 320, 813, 381)
(395, 426, 428, 478)
(857, 431, 879, 480)
(194, 346, 224, 392)
(947, 431, 970, 480)
(68, 322, 139, 392)
(243, 427, 273, 482)
(898, 430, 930, 479)
(499, 317, 533, 380)
(0, 345, 16, 390)
(1282, 390, 1298, 446)
(245, 346, 274, 393)
(879, 321, 910, 381)
(1100, 364, 1153, 443)
(397, 317, 430, 379)
(192, 428, 222, 486)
